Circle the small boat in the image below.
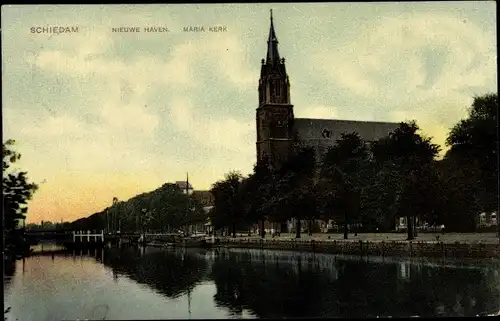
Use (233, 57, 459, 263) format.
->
(182, 234, 207, 247)
(145, 233, 212, 248)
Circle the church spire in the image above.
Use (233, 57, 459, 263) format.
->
(266, 9, 280, 65)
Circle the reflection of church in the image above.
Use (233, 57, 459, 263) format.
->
(256, 11, 400, 168)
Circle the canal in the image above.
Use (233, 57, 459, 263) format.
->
(4, 244, 500, 320)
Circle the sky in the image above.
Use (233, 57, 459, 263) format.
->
(2, 3, 497, 224)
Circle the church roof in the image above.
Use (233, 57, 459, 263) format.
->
(294, 118, 400, 144)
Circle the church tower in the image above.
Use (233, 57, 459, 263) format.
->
(256, 10, 295, 168)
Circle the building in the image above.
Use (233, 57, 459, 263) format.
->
(395, 216, 427, 232)
(256, 11, 400, 168)
(175, 181, 193, 195)
(192, 190, 214, 233)
(478, 212, 497, 228)
(191, 190, 214, 207)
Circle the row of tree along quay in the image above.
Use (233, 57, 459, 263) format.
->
(66, 183, 207, 234)
(209, 93, 499, 242)
(3, 93, 498, 260)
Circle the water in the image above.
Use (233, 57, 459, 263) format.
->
(4, 244, 500, 320)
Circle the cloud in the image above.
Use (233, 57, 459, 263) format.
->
(308, 12, 495, 155)
(313, 13, 496, 98)
(170, 97, 254, 155)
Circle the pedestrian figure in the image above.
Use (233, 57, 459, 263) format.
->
(441, 224, 445, 235)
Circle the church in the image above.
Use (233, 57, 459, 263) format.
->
(256, 11, 400, 167)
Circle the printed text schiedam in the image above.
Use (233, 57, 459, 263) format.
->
(30, 26, 79, 34)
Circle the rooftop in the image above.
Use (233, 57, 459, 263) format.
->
(175, 181, 193, 189)
(294, 118, 400, 143)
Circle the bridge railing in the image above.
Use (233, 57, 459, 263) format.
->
(72, 230, 105, 243)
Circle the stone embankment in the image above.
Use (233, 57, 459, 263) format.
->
(218, 238, 500, 259)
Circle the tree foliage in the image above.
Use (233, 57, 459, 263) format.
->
(67, 93, 498, 237)
(319, 133, 370, 238)
(371, 121, 441, 239)
(209, 171, 246, 237)
(440, 93, 498, 230)
(3, 139, 38, 255)
(69, 183, 205, 233)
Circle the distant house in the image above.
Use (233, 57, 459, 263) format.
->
(478, 212, 497, 228)
(182, 189, 214, 235)
(192, 190, 214, 207)
(395, 216, 408, 231)
(175, 181, 194, 195)
(202, 206, 214, 234)
(394, 216, 428, 232)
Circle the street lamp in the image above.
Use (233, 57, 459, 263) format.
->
(141, 208, 147, 235)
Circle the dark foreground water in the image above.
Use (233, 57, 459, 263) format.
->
(4, 244, 500, 320)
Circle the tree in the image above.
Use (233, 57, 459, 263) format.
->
(271, 147, 317, 239)
(371, 122, 440, 240)
(69, 182, 205, 234)
(359, 162, 402, 231)
(434, 160, 479, 232)
(243, 158, 276, 238)
(445, 93, 498, 216)
(3, 139, 38, 256)
(210, 171, 245, 237)
(319, 133, 370, 239)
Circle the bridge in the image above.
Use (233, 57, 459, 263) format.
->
(23, 229, 185, 249)
(24, 229, 140, 247)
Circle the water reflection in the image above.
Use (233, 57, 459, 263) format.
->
(101, 246, 209, 299)
(210, 249, 500, 318)
(4, 245, 500, 320)
(4, 258, 16, 293)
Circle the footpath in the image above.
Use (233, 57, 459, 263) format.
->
(221, 232, 500, 244)
(217, 232, 500, 258)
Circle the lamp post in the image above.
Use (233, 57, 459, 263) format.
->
(141, 208, 147, 236)
(333, 167, 350, 240)
(106, 208, 109, 234)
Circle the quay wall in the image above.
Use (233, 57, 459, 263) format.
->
(217, 238, 500, 259)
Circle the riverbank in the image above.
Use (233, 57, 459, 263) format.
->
(217, 237, 500, 259)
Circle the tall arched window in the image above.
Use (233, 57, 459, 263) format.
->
(275, 80, 281, 97)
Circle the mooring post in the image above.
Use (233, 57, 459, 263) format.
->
(101, 230, 104, 242)
(72, 231, 76, 243)
(87, 230, 90, 242)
